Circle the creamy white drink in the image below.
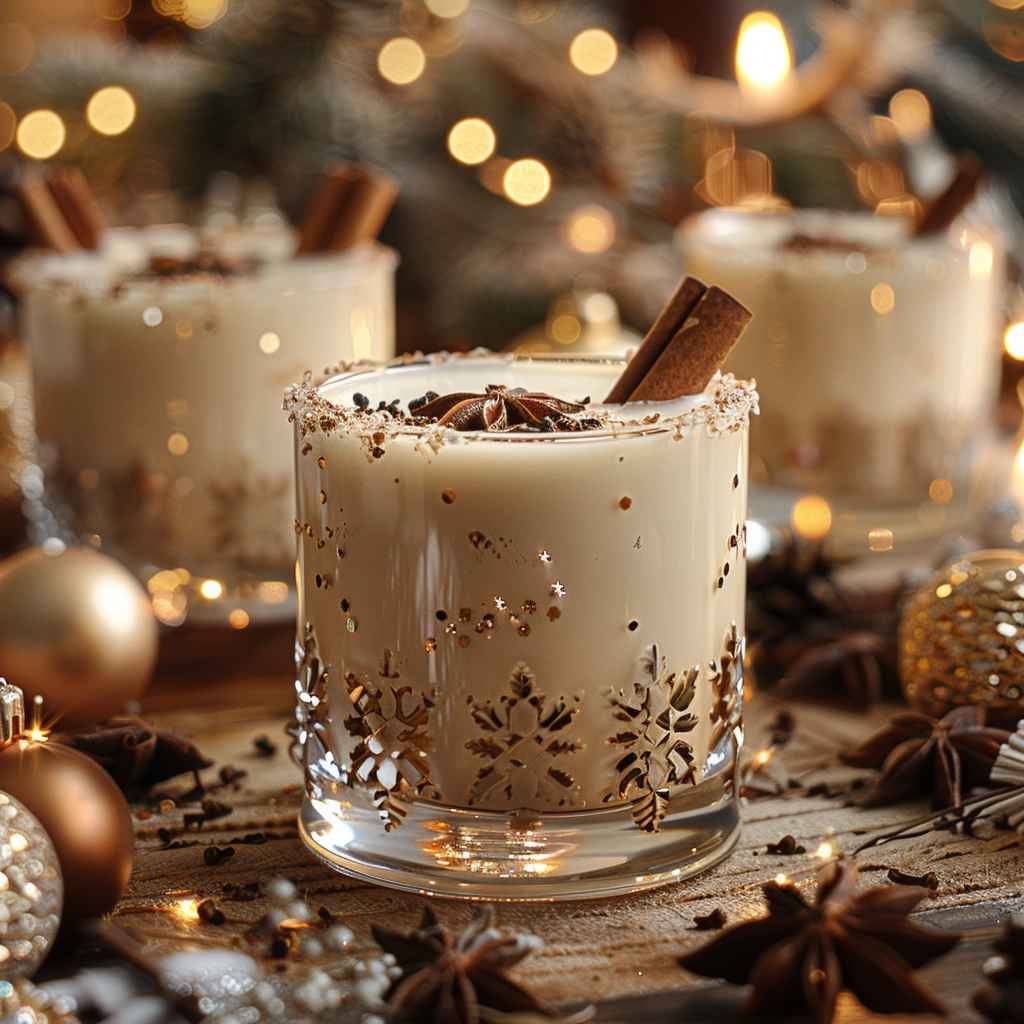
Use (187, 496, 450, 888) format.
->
(286, 353, 756, 898)
(683, 209, 1004, 546)
(19, 226, 396, 625)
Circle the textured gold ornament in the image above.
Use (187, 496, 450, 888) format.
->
(0, 790, 63, 979)
(900, 549, 1024, 724)
(0, 548, 157, 726)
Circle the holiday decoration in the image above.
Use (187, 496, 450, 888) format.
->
(0, 682, 134, 920)
(372, 906, 557, 1023)
(0, 548, 157, 727)
(842, 706, 1008, 809)
(508, 290, 638, 357)
(974, 915, 1024, 1023)
(679, 861, 959, 1024)
(980, 722, 1024, 834)
(900, 550, 1024, 725)
(0, 977, 79, 1023)
(0, 792, 62, 979)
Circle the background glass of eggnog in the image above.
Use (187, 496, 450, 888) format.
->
(286, 353, 755, 899)
(20, 225, 396, 626)
(683, 209, 1004, 552)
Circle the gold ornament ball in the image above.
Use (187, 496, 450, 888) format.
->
(900, 548, 1024, 725)
(0, 740, 134, 920)
(0, 547, 157, 726)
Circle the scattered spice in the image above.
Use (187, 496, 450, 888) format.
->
(203, 846, 235, 867)
(201, 798, 233, 822)
(219, 765, 247, 785)
(197, 898, 226, 925)
(253, 735, 278, 758)
(768, 708, 796, 748)
(842, 707, 1009, 809)
(888, 868, 939, 891)
(372, 906, 558, 1023)
(223, 882, 261, 902)
(57, 717, 212, 795)
(766, 834, 806, 856)
(692, 908, 727, 931)
(974, 914, 1024, 1023)
(679, 861, 959, 1023)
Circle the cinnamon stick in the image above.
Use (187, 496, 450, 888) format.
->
(604, 276, 706, 404)
(46, 166, 106, 250)
(296, 165, 358, 255)
(325, 166, 399, 251)
(296, 163, 398, 254)
(14, 176, 79, 253)
(628, 286, 752, 401)
(914, 154, 984, 237)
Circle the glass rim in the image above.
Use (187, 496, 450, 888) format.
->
(288, 352, 757, 445)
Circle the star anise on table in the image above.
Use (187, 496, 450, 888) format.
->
(371, 905, 558, 1024)
(679, 861, 959, 1024)
(414, 386, 590, 432)
(747, 533, 904, 706)
(974, 914, 1024, 1022)
(56, 716, 213, 796)
(841, 706, 1010, 809)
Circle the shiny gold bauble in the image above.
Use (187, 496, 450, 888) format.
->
(0, 547, 157, 726)
(900, 548, 1024, 725)
(0, 740, 134, 920)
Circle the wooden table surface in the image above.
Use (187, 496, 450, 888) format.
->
(95, 625, 1024, 1022)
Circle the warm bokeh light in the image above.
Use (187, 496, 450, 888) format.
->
(868, 527, 894, 552)
(425, 0, 470, 17)
(166, 432, 189, 456)
(173, 898, 200, 923)
(199, 579, 223, 601)
(181, 0, 227, 29)
(228, 608, 250, 629)
(0, 103, 15, 153)
(259, 331, 280, 354)
(889, 88, 932, 140)
(550, 314, 581, 344)
(16, 110, 66, 160)
(929, 478, 954, 504)
(1005, 321, 1024, 360)
(701, 147, 773, 207)
(502, 158, 551, 206)
(97, 0, 133, 18)
(569, 28, 618, 76)
(563, 204, 615, 253)
(378, 37, 427, 85)
(870, 282, 896, 315)
(86, 86, 137, 136)
(791, 495, 832, 539)
(815, 841, 835, 860)
(875, 194, 922, 220)
(447, 117, 496, 165)
(970, 240, 995, 278)
(735, 12, 792, 93)
(258, 580, 289, 604)
(985, 17, 1024, 61)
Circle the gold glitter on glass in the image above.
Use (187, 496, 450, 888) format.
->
(424, 638, 437, 653)
(346, 616, 358, 633)
(708, 624, 744, 756)
(547, 607, 561, 622)
(458, 635, 471, 648)
(550, 581, 566, 597)
(288, 622, 330, 771)
(518, 623, 531, 637)
(605, 643, 699, 832)
(459, 608, 472, 623)
(538, 549, 552, 563)
(495, 596, 507, 610)
(619, 496, 632, 510)
(465, 662, 582, 809)
(317, 456, 327, 469)
(522, 600, 537, 615)
(319, 490, 327, 505)
(341, 652, 436, 831)
(442, 489, 456, 504)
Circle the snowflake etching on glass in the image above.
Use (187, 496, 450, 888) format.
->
(708, 623, 744, 755)
(342, 648, 437, 831)
(289, 622, 330, 773)
(605, 643, 700, 833)
(465, 662, 583, 809)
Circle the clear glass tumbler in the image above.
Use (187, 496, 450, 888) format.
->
(286, 353, 755, 899)
(19, 227, 397, 626)
(683, 208, 1004, 552)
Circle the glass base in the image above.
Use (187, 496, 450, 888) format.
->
(298, 774, 740, 901)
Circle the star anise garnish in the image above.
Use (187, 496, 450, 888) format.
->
(414, 386, 590, 432)
(371, 905, 558, 1024)
(841, 706, 1010, 809)
(56, 716, 213, 796)
(679, 861, 959, 1024)
(974, 914, 1024, 1022)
